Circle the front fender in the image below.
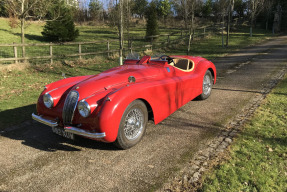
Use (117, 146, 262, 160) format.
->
(97, 79, 175, 142)
(97, 85, 150, 142)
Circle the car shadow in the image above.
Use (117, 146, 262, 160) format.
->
(1, 122, 119, 152)
(0, 106, 118, 152)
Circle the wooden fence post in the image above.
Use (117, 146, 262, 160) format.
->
(49, 44, 53, 64)
(78, 43, 82, 60)
(107, 40, 110, 57)
(13, 42, 18, 64)
(129, 39, 133, 53)
(150, 37, 153, 51)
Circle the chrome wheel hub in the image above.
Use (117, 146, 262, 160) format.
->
(203, 75, 212, 95)
(124, 108, 144, 140)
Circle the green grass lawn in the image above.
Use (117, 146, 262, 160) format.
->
(0, 17, 182, 63)
(199, 74, 287, 192)
(0, 17, 273, 63)
(0, 17, 275, 129)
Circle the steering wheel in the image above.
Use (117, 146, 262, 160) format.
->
(159, 55, 174, 64)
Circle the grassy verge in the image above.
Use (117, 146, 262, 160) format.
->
(199, 74, 287, 192)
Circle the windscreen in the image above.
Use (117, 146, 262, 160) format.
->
(126, 52, 140, 60)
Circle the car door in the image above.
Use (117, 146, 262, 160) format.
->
(174, 67, 201, 107)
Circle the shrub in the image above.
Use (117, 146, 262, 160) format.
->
(145, 2, 159, 39)
(42, 1, 79, 42)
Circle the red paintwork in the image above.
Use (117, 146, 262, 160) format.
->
(36, 55, 216, 142)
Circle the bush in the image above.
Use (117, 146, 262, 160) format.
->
(42, 1, 79, 42)
(146, 2, 159, 39)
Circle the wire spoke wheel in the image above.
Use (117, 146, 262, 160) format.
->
(203, 74, 212, 95)
(124, 108, 144, 141)
(198, 70, 213, 100)
(115, 100, 148, 149)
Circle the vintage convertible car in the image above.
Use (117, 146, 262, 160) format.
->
(32, 54, 216, 149)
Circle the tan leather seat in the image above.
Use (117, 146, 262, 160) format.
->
(171, 58, 194, 72)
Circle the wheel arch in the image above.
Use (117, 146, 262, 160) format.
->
(207, 67, 216, 84)
(138, 98, 154, 122)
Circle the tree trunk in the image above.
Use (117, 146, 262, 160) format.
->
(126, 0, 130, 49)
(250, 1, 254, 37)
(250, 16, 253, 37)
(21, 18, 25, 58)
(226, 1, 231, 47)
(183, 0, 188, 29)
(187, 3, 195, 55)
(191, 9, 195, 40)
(119, 0, 123, 65)
(21, 1, 26, 59)
(187, 28, 192, 55)
(222, 14, 225, 48)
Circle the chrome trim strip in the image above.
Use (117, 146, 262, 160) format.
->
(64, 126, 106, 139)
(32, 113, 58, 127)
(46, 88, 58, 94)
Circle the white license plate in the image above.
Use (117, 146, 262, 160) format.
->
(52, 127, 74, 140)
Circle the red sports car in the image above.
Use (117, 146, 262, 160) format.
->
(32, 55, 216, 149)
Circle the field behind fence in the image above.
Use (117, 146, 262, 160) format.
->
(0, 26, 212, 65)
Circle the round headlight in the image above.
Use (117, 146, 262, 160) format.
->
(43, 93, 54, 108)
(78, 100, 91, 118)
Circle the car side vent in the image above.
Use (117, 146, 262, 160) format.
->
(62, 91, 79, 125)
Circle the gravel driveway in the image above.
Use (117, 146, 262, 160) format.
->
(0, 36, 286, 192)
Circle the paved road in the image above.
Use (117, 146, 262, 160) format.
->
(1, 36, 286, 192)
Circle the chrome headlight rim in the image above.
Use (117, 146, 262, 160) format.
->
(43, 93, 54, 109)
(78, 100, 91, 118)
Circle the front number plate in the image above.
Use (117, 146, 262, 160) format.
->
(52, 127, 74, 140)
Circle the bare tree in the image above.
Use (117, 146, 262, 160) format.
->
(171, 0, 189, 29)
(248, 0, 265, 37)
(131, 0, 148, 19)
(4, 0, 54, 57)
(226, 0, 234, 47)
(89, 0, 103, 22)
(213, 0, 229, 47)
(125, 0, 131, 47)
(264, 0, 274, 30)
(187, 0, 196, 55)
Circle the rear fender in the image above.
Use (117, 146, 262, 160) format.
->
(195, 60, 217, 85)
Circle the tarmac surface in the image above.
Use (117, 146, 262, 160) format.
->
(0, 36, 286, 192)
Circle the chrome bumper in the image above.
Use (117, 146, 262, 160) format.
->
(32, 113, 106, 139)
(32, 113, 58, 127)
(64, 126, 106, 139)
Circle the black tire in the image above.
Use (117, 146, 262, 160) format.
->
(198, 70, 213, 100)
(114, 100, 148, 149)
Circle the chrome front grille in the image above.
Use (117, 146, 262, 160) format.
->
(62, 91, 79, 125)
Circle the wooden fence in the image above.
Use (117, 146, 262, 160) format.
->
(0, 28, 210, 65)
(0, 40, 120, 64)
